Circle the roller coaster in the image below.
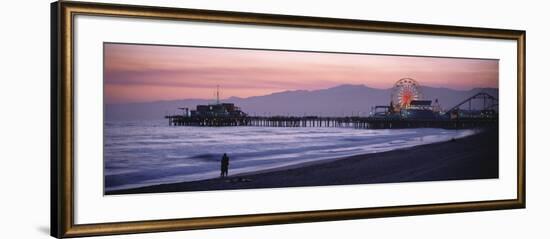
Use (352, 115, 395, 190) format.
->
(444, 92, 498, 117)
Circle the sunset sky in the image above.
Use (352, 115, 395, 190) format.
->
(104, 43, 498, 104)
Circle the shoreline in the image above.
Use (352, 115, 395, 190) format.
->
(107, 128, 498, 195)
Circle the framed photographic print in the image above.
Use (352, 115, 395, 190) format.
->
(51, 1, 526, 238)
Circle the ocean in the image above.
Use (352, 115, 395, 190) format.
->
(104, 120, 477, 191)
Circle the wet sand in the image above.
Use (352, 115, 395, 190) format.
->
(107, 128, 498, 195)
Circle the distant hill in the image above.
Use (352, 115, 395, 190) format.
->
(105, 84, 498, 121)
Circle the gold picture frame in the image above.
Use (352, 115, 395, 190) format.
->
(51, 1, 526, 238)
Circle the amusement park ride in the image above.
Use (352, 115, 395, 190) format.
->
(373, 78, 498, 120)
(392, 78, 424, 112)
(166, 78, 498, 129)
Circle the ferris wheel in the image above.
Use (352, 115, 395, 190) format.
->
(391, 78, 423, 110)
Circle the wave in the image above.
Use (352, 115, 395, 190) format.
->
(104, 121, 478, 191)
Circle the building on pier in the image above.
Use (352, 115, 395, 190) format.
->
(185, 86, 247, 118)
(190, 103, 247, 117)
(400, 100, 438, 119)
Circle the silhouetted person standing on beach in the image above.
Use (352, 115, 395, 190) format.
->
(221, 153, 229, 177)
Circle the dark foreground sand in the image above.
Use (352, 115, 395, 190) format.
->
(108, 128, 498, 195)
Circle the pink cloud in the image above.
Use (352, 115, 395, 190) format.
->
(104, 43, 498, 104)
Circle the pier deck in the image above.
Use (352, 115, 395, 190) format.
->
(165, 115, 497, 129)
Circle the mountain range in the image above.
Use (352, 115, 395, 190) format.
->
(105, 84, 498, 121)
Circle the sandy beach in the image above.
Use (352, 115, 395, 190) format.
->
(107, 128, 498, 195)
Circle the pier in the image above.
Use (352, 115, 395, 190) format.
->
(165, 80, 498, 129)
(165, 115, 497, 129)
